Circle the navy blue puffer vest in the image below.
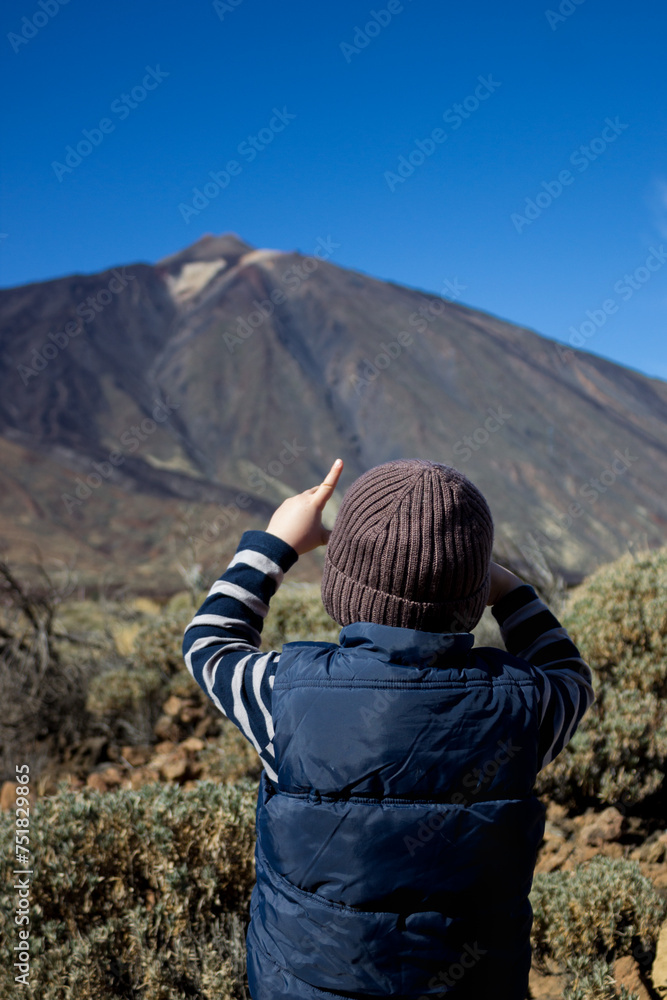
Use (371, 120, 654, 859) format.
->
(246, 622, 546, 1000)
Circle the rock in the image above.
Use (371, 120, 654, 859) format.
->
(156, 744, 188, 780)
(127, 768, 159, 790)
(528, 966, 568, 999)
(653, 918, 667, 995)
(545, 800, 569, 823)
(631, 831, 667, 864)
(613, 955, 651, 1000)
(85, 765, 125, 792)
(560, 844, 600, 870)
(578, 807, 624, 846)
(153, 714, 182, 742)
(648, 866, 667, 892)
(180, 736, 205, 753)
(194, 716, 214, 738)
(571, 807, 595, 829)
(120, 744, 152, 767)
(162, 695, 183, 718)
(545, 800, 575, 835)
(0, 781, 18, 810)
(160, 755, 188, 782)
(180, 704, 205, 724)
(86, 772, 108, 792)
(102, 766, 123, 787)
(541, 820, 567, 850)
(154, 740, 177, 755)
(535, 841, 575, 874)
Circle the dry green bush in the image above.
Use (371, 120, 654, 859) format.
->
(259, 581, 340, 649)
(83, 583, 339, 756)
(131, 604, 195, 675)
(197, 721, 263, 784)
(0, 779, 257, 999)
(530, 856, 666, 973)
(536, 547, 667, 807)
(3, 786, 663, 1000)
(562, 958, 638, 1000)
(86, 662, 168, 743)
(84, 604, 198, 743)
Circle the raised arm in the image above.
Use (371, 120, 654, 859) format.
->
(487, 562, 595, 770)
(181, 458, 343, 780)
(182, 529, 298, 780)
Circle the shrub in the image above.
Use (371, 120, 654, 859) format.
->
(563, 958, 638, 1000)
(259, 581, 340, 650)
(0, 779, 257, 999)
(530, 856, 667, 971)
(85, 605, 203, 744)
(86, 663, 168, 743)
(131, 605, 194, 676)
(198, 721, 263, 784)
(536, 547, 667, 807)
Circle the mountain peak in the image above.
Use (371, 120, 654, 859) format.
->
(156, 232, 255, 272)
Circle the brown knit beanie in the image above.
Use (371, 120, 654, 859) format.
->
(321, 459, 494, 633)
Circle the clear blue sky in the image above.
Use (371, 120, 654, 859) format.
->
(2, 0, 666, 380)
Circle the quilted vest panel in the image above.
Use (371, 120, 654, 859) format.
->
(247, 623, 545, 1000)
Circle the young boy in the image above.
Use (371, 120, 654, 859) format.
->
(182, 458, 594, 1000)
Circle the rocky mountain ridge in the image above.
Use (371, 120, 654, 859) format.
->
(1, 232, 666, 589)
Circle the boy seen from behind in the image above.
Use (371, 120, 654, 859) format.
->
(182, 457, 594, 1000)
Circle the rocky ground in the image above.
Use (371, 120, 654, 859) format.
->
(3, 689, 667, 999)
(530, 800, 667, 998)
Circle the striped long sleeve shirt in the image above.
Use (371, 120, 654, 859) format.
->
(182, 530, 594, 782)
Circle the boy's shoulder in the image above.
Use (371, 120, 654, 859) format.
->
(276, 633, 540, 687)
(470, 644, 540, 683)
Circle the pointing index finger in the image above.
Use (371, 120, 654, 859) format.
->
(313, 458, 343, 506)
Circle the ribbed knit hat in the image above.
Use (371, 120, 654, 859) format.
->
(321, 459, 494, 633)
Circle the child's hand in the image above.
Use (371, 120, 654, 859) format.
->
(265, 459, 343, 555)
(486, 561, 524, 606)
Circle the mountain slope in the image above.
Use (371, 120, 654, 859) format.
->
(1, 232, 665, 589)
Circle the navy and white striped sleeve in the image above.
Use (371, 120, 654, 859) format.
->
(491, 584, 595, 771)
(182, 529, 299, 782)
